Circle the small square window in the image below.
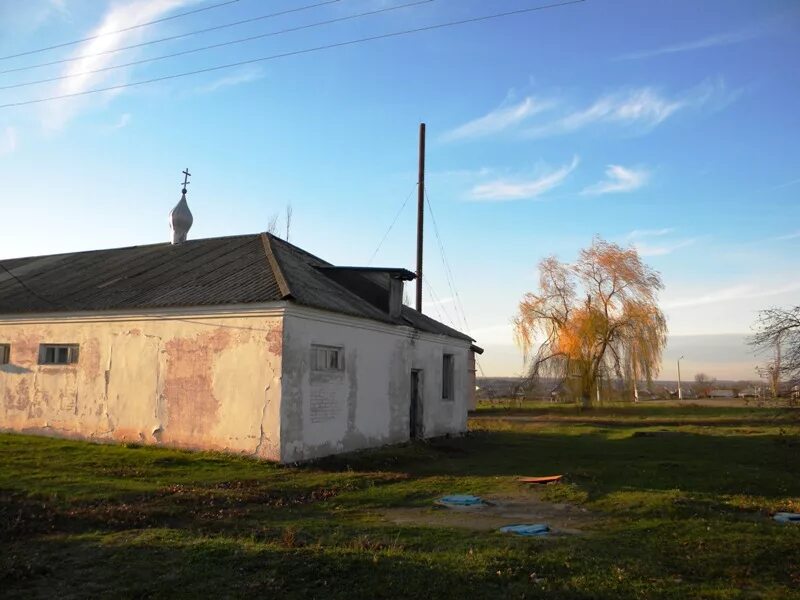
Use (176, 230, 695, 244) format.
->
(312, 345, 344, 371)
(39, 344, 79, 365)
(0, 344, 9, 365)
(442, 353, 454, 401)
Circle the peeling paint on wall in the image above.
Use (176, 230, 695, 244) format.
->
(0, 313, 283, 460)
(1, 306, 468, 463)
(162, 328, 230, 440)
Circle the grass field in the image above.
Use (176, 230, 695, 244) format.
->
(2, 402, 799, 599)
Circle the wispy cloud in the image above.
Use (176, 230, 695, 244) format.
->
(194, 66, 264, 94)
(0, 0, 72, 33)
(582, 165, 649, 195)
(524, 80, 734, 138)
(0, 127, 17, 156)
(766, 177, 800, 192)
(627, 228, 674, 239)
(48, 0, 70, 19)
(774, 230, 800, 241)
(108, 113, 132, 131)
(623, 228, 694, 257)
(441, 96, 553, 142)
(469, 156, 579, 202)
(442, 80, 737, 143)
(618, 28, 762, 61)
(524, 88, 684, 138)
(635, 238, 696, 257)
(423, 296, 455, 308)
(43, 0, 199, 129)
(663, 281, 800, 310)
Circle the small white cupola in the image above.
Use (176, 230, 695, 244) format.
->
(169, 168, 193, 244)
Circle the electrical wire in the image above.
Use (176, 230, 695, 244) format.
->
(0, 0, 241, 62)
(367, 184, 417, 265)
(424, 279, 458, 330)
(424, 186, 471, 334)
(426, 187, 487, 372)
(0, 0, 342, 76)
(0, 0, 586, 110)
(423, 280, 448, 327)
(1, 0, 434, 92)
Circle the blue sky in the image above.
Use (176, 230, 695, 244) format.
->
(1, 0, 798, 381)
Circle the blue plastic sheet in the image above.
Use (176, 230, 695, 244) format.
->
(499, 524, 550, 537)
(773, 512, 800, 523)
(436, 494, 485, 507)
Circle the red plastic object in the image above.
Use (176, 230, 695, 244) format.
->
(518, 475, 563, 484)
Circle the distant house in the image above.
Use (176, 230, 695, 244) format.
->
(709, 389, 735, 399)
(0, 195, 481, 462)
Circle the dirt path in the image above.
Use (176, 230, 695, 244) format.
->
(381, 489, 596, 536)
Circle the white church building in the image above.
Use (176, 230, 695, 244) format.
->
(0, 188, 481, 462)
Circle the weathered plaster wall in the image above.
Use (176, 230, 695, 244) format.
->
(409, 336, 470, 438)
(280, 307, 471, 462)
(0, 308, 283, 460)
(468, 351, 478, 411)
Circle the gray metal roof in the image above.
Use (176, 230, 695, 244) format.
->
(0, 233, 473, 342)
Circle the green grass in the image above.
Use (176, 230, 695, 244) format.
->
(2, 403, 800, 599)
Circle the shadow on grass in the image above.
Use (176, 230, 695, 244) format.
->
(0, 530, 552, 600)
(311, 427, 800, 503)
(3, 517, 799, 600)
(471, 416, 799, 428)
(2, 427, 800, 599)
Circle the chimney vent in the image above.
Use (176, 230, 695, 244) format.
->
(389, 276, 404, 318)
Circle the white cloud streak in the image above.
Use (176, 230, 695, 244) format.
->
(0, 0, 71, 33)
(623, 228, 694, 257)
(525, 80, 735, 139)
(44, 0, 198, 129)
(634, 238, 696, 257)
(525, 88, 686, 137)
(109, 113, 132, 131)
(582, 165, 649, 195)
(663, 281, 800, 310)
(194, 66, 264, 94)
(774, 230, 800, 241)
(619, 30, 760, 61)
(441, 96, 553, 142)
(627, 228, 674, 239)
(767, 177, 800, 192)
(423, 296, 455, 308)
(0, 127, 17, 155)
(469, 156, 579, 202)
(48, 0, 70, 19)
(440, 80, 737, 142)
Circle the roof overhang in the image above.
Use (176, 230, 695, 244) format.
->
(316, 266, 416, 281)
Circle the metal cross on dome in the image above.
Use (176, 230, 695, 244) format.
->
(181, 168, 191, 193)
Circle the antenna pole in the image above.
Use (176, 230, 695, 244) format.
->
(416, 122, 426, 313)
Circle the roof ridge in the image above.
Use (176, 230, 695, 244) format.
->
(0, 232, 260, 263)
(260, 233, 292, 299)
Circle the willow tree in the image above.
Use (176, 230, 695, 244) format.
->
(514, 238, 668, 406)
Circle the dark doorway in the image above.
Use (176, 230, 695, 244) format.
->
(410, 370, 423, 439)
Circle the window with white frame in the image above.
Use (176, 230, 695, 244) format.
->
(38, 344, 80, 365)
(442, 353, 454, 400)
(0, 344, 9, 365)
(311, 345, 344, 371)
